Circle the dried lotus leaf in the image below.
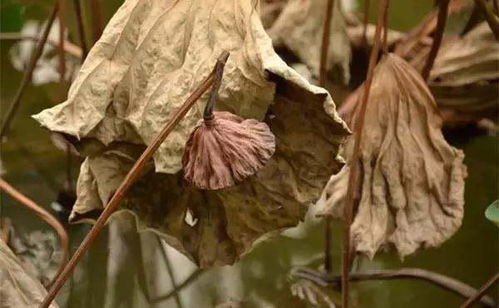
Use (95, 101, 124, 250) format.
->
(317, 53, 466, 258)
(413, 22, 499, 115)
(268, 0, 351, 84)
(0, 240, 59, 308)
(39, 0, 349, 267)
(183, 111, 276, 190)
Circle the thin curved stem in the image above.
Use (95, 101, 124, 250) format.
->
(341, 0, 389, 307)
(0, 178, 69, 288)
(294, 268, 496, 307)
(362, 0, 370, 49)
(422, 0, 450, 81)
(72, 0, 88, 60)
(474, 0, 499, 40)
(89, 0, 103, 43)
(460, 271, 499, 307)
(203, 51, 230, 121)
(319, 0, 335, 275)
(40, 51, 230, 308)
(0, 3, 59, 138)
(319, 0, 335, 86)
(57, 0, 66, 89)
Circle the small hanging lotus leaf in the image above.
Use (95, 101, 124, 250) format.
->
(317, 54, 467, 259)
(183, 111, 275, 190)
(268, 0, 351, 84)
(33, 0, 349, 267)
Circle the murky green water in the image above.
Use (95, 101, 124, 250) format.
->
(1, 1, 497, 307)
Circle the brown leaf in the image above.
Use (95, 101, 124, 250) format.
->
(0, 239, 59, 308)
(36, 0, 349, 267)
(317, 54, 467, 258)
(413, 22, 499, 116)
(183, 111, 275, 190)
(268, 0, 351, 84)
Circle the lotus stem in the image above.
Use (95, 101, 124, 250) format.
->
(40, 51, 230, 308)
(294, 268, 496, 307)
(460, 271, 499, 307)
(319, 0, 334, 86)
(474, 0, 499, 40)
(0, 3, 59, 138)
(72, 0, 88, 60)
(203, 51, 230, 121)
(422, 0, 450, 81)
(341, 0, 389, 307)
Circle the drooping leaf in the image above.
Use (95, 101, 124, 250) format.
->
(414, 22, 499, 116)
(33, 0, 349, 267)
(485, 200, 499, 227)
(0, 239, 59, 308)
(317, 54, 467, 259)
(268, 0, 351, 84)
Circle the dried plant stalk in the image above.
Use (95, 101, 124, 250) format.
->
(40, 51, 229, 308)
(0, 3, 59, 138)
(460, 272, 499, 307)
(339, 0, 390, 306)
(422, 0, 450, 81)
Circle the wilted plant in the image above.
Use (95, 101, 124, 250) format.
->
(1, 0, 498, 307)
(317, 53, 467, 258)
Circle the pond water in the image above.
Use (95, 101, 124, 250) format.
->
(1, 0, 497, 307)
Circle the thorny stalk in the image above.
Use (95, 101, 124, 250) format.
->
(460, 271, 499, 307)
(0, 178, 69, 288)
(0, 3, 59, 138)
(340, 0, 389, 307)
(474, 0, 499, 40)
(72, 0, 88, 60)
(40, 51, 230, 308)
(319, 0, 335, 275)
(422, 0, 450, 81)
(319, 0, 335, 86)
(294, 268, 496, 307)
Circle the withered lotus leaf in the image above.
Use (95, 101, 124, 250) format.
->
(183, 111, 275, 190)
(33, 0, 349, 267)
(317, 53, 467, 259)
(268, 0, 351, 84)
(0, 240, 59, 308)
(414, 22, 499, 115)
